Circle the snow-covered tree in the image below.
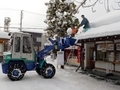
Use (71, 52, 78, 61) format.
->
(44, 0, 120, 38)
(44, 0, 79, 38)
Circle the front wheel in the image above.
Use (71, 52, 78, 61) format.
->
(42, 63, 56, 78)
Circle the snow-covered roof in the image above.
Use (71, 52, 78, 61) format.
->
(22, 29, 45, 34)
(0, 29, 45, 39)
(0, 31, 10, 39)
(75, 10, 120, 40)
(90, 10, 120, 28)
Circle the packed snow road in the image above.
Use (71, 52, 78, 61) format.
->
(0, 59, 120, 90)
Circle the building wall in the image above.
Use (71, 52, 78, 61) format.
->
(94, 41, 120, 74)
(0, 43, 3, 56)
(85, 43, 94, 69)
(0, 39, 9, 62)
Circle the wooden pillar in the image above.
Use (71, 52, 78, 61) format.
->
(93, 42, 97, 69)
(81, 42, 84, 70)
(113, 41, 116, 71)
(94, 43, 97, 62)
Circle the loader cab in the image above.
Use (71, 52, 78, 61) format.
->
(11, 32, 34, 61)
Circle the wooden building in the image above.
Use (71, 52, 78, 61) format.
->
(76, 11, 120, 75)
(0, 32, 10, 61)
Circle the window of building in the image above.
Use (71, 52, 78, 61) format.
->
(97, 51, 103, 60)
(36, 37, 41, 42)
(96, 43, 114, 62)
(116, 43, 120, 62)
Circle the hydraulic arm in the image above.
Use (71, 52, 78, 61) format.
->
(37, 36, 76, 59)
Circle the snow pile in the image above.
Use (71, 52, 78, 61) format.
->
(75, 10, 120, 39)
(0, 31, 10, 39)
(90, 10, 120, 28)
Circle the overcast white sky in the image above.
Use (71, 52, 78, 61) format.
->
(0, 0, 119, 32)
(0, 0, 48, 14)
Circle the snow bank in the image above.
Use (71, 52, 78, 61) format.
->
(75, 10, 120, 39)
(90, 10, 120, 28)
(76, 21, 120, 39)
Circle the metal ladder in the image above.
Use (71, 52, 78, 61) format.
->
(66, 45, 75, 65)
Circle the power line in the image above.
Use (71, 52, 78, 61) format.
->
(0, 13, 20, 18)
(0, 26, 44, 29)
(0, 7, 21, 11)
(24, 10, 46, 16)
(23, 16, 45, 21)
(0, 7, 46, 16)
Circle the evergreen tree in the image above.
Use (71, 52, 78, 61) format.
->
(44, 0, 80, 38)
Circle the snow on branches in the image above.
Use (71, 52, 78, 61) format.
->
(44, 0, 79, 38)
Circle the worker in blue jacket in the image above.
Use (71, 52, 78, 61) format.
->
(79, 15, 90, 32)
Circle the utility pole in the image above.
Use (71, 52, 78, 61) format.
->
(20, 10, 23, 32)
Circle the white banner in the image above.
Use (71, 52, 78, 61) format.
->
(57, 51, 64, 65)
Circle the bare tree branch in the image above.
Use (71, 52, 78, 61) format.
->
(76, 0, 87, 10)
(112, 6, 120, 10)
(82, 0, 99, 8)
(74, 0, 120, 14)
(82, 0, 103, 12)
(114, 0, 120, 3)
(99, 0, 103, 4)
(112, 0, 120, 10)
(104, 0, 110, 12)
(71, 0, 87, 14)
(73, 0, 104, 13)
(114, 0, 120, 7)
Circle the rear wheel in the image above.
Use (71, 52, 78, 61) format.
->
(35, 68, 41, 75)
(7, 63, 26, 81)
(42, 63, 56, 78)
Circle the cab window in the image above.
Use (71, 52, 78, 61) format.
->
(23, 36, 31, 53)
(14, 37, 20, 52)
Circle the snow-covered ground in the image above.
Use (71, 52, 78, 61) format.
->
(0, 56, 120, 90)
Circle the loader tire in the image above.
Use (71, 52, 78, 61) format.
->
(35, 68, 41, 75)
(7, 63, 26, 81)
(42, 63, 56, 78)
